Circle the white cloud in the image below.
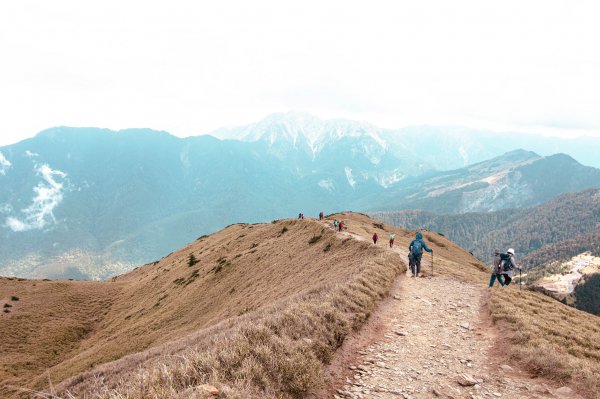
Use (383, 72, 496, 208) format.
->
(0, 1, 600, 145)
(5, 164, 67, 232)
(0, 151, 11, 175)
(25, 150, 39, 158)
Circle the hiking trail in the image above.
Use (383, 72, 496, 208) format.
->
(317, 222, 581, 399)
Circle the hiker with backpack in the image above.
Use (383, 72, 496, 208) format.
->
(500, 248, 520, 286)
(408, 232, 433, 277)
(372, 232, 378, 244)
(389, 233, 396, 248)
(488, 249, 505, 288)
(319, 211, 324, 221)
(333, 219, 339, 230)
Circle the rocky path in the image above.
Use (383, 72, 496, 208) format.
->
(332, 274, 581, 399)
(324, 224, 580, 399)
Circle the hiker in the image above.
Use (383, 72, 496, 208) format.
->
(408, 232, 433, 277)
(372, 232, 378, 244)
(319, 211, 324, 221)
(500, 248, 520, 286)
(333, 219, 339, 230)
(298, 213, 302, 219)
(389, 233, 396, 248)
(488, 249, 505, 288)
(338, 221, 344, 232)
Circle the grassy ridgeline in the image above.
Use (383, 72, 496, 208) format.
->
(53, 217, 404, 399)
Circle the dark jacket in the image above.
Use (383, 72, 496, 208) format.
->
(409, 233, 432, 257)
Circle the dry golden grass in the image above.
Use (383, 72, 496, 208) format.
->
(66, 250, 401, 398)
(1, 214, 405, 398)
(0, 279, 119, 398)
(490, 286, 600, 398)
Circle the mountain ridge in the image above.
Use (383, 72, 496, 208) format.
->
(2, 125, 600, 279)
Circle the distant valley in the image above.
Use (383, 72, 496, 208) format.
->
(2, 113, 600, 279)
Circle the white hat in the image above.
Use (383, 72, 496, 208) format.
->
(507, 248, 515, 255)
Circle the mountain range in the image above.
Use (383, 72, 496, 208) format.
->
(213, 112, 600, 170)
(2, 113, 600, 279)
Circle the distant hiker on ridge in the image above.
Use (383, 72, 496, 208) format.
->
(488, 249, 505, 288)
(338, 220, 345, 232)
(408, 232, 433, 277)
(319, 211, 324, 221)
(334, 219, 339, 230)
(372, 232, 378, 245)
(389, 232, 396, 248)
(500, 248, 520, 286)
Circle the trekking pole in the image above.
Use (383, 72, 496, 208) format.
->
(519, 267, 522, 290)
(431, 251, 434, 277)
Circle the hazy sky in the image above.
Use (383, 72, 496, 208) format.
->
(1, 0, 599, 146)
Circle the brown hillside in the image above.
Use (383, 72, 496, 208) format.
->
(53, 213, 483, 398)
(2, 214, 409, 398)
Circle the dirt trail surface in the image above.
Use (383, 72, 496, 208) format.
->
(322, 221, 581, 399)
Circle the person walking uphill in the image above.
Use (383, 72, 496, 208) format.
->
(489, 249, 505, 288)
(408, 232, 433, 277)
(372, 232, 378, 245)
(389, 233, 396, 248)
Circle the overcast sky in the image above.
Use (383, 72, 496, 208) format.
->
(1, 0, 599, 146)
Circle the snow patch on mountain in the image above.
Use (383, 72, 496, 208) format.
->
(215, 112, 389, 157)
(345, 167, 356, 188)
(318, 179, 335, 191)
(377, 170, 405, 188)
(0, 151, 11, 175)
(5, 164, 68, 232)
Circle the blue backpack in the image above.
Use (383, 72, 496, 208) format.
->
(411, 239, 423, 256)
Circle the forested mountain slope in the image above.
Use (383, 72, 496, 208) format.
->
(371, 188, 600, 262)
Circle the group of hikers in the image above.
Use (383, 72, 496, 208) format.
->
(333, 219, 346, 232)
(306, 211, 520, 285)
(371, 232, 399, 249)
(374, 230, 433, 277)
(317, 212, 434, 277)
